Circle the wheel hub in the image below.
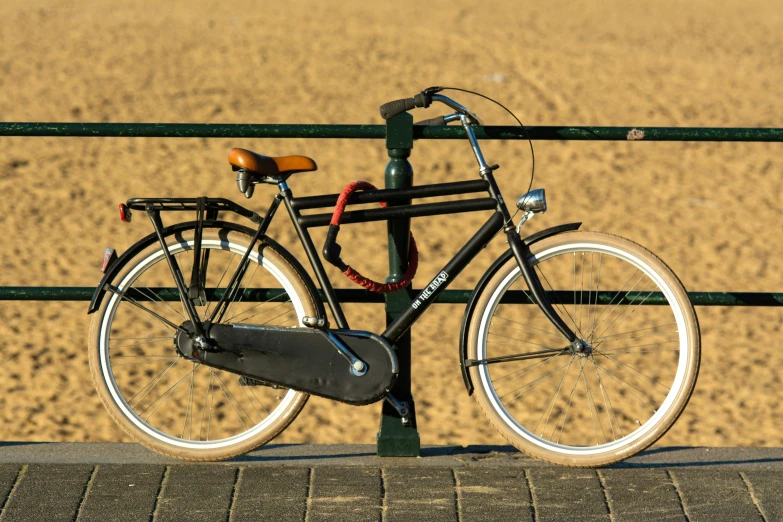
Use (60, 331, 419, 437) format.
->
(174, 321, 214, 361)
(569, 339, 593, 357)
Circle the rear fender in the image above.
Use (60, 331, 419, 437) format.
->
(458, 222, 581, 395)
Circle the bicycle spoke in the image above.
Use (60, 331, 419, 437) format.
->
(109, 338, 174, 350)
(534, 357, 575, 437)
(605, 349, 680, 355)
(215, 371, 257, 425)
(513, 280, 566, 339)
(127, 359, 180, 407)
(586, 253, 593, 337)
(535, 266, 584, 339)
(213, 372, 249, 430)
(240, 383, 266, 420)
(198, 370, 213, 441)
(590, 356, 621, 439)
(591, 278, 654, 342)
(592, 362, 660, 413)
(111, 355, 177, 359)
(260, 306, 296, 326)
(204, 253, 236, 319)
(491, 318, 564, 339)
(598, 323, 678, 341)
(141, 364, 199, 422)
(110, 336, 172, 341)
(582, 360, 605, 445)
(174, 251, 193, 318)
(488, 331, 561, 350)
(592, 282, 662, 344)
(598, 332, 679, 345)
(247, 386, 271, 416)
(588, 253, 603, 336)
(587, 269, 644, 342)
(501, 359, 574, 405)
(224, 261, 261, 325)
(573, 253, 577, 335)
(587, 267, 641, 338)
(134, 284, 187, 322)
(181, 367, 197, 439)
(228, 295, 290, 324)
(579, 252, 585, 334)
(487, 341, 565, 353)
(594, 351, 671, 393)
(598, 340, 679, 353)
(111, 358, 178, 367)
(112, 289, 180, 332)
(552, 359, 585, 442)
(492, 351, 563, 389)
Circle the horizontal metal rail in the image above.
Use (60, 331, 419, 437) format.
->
(290, 180, 489, 210)
(1, 287, 782, 306)
(298, 198, 498, 228)
(1, 122, 780, 308)
(1, 123, 782, 141)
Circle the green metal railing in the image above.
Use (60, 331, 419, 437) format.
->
(2, 119, 781, 457)
(2, 122, 782, 141)
(2, 287, 783, 306)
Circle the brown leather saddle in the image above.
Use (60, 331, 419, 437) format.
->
(228, 148, 317, 179)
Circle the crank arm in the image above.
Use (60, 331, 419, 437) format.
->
(326, 330, 368, 376)
(465, 348, 567, 367)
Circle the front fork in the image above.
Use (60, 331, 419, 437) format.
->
(506, 230, 577, 343)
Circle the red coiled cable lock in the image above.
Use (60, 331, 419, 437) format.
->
(322, 181, 418, 293)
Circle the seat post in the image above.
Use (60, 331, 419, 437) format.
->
(377, 112, 420, 457)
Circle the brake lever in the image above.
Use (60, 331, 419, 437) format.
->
(413, 113, 462, 126)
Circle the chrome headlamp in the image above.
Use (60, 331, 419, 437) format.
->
(516, 188, 547, 213)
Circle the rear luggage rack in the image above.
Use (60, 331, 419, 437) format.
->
(126, 197, 263, 223)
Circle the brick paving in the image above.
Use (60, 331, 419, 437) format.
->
(0, 445, 780, 521)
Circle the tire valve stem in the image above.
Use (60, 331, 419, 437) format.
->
(193, 350, 199, 357)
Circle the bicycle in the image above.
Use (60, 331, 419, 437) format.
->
(87, 88, 700, 467)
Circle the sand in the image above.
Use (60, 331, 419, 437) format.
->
(0, 0, 782, 448)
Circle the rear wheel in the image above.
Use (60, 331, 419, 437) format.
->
(88, 226, 317, 461)
(468, 231, 700, 467)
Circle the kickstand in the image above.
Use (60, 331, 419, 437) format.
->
(384, 394, 411, 426)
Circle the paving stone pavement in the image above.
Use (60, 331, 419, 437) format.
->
(0, 444, 781, 521)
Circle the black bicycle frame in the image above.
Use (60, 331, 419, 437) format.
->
(279, 172, 577, 345)
(129, 171, 577, 347)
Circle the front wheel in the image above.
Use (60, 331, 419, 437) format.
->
(88, 225, 318, 461)
(468, 231, 700, 467)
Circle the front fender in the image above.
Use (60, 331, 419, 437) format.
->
(87, 221, 326, 320)
(458, 222, 581, 395)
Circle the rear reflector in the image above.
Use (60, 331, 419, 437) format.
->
(119, 203, 132, 223)
(102, 248, 118, 273)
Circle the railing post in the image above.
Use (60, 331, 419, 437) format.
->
(377, 112, 421, 457)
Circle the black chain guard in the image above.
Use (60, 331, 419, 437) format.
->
(184, 325, 398, 405)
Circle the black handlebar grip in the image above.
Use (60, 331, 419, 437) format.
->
(379, 98, 417, 119)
